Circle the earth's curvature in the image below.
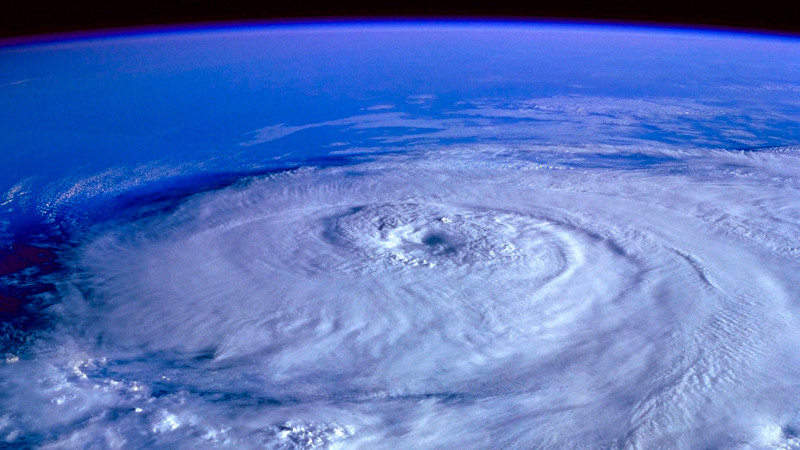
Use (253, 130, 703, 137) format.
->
(2, 22, 800, 448)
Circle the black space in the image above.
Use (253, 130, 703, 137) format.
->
(1, 1, 799, 39)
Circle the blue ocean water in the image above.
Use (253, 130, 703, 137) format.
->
(3, 23, 800, 203)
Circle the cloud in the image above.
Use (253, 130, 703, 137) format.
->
(5, 143, 800, 447)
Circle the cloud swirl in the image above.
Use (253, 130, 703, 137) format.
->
(4, 144, 800, 448)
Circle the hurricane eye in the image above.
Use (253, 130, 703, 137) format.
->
(421, 233, 447, 246)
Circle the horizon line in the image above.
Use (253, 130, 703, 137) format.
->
(3, 16, 800, 49)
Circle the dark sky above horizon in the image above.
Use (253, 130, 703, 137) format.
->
(2, 1, 799, 39)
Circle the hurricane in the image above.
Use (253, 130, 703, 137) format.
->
(3, 23, 800, 448)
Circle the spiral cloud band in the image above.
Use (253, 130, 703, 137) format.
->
(3, 142, 800, 448)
